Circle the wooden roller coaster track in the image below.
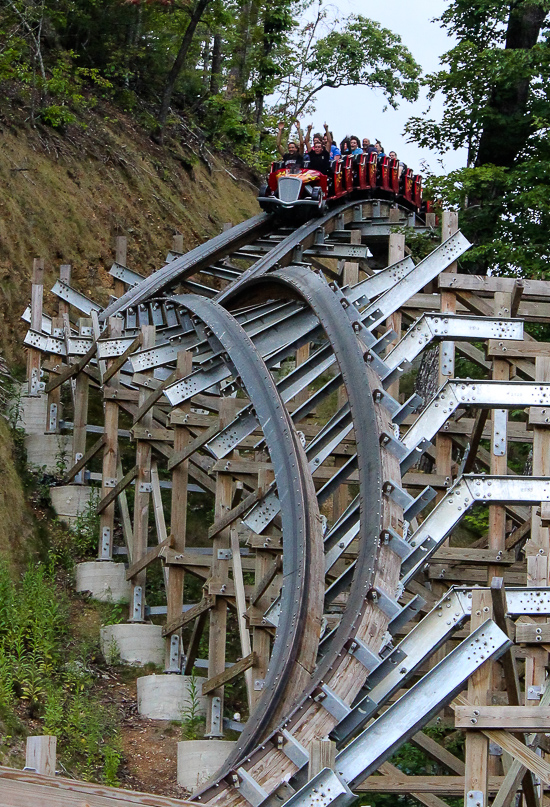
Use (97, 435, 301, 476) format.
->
(15, 199, 550, 807)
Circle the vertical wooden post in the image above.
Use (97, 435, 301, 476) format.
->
(437, 212, 458, 499)
(46, 315, 63, 433)
(464, 588, 493, 807)
(294, 343, 310, 406)
(252, 466, 275, 708)
(114, 236, 127, 298)
(206, 397, 237, 736)
(98, 317, 123, 559)
(27, 258, 44, 396)
(25, 735, 56, 776)
(385, 232, 405, 401)
(487, 292, 511, 583)
(72, 318, 91, 484)
(525, 358, 550, 711)
(166, 349, 192, 671)
(129, 324, 156, 622)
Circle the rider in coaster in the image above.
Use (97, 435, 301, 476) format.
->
(307, 124, 332, 174)
(276, 120, 304, 170)
(349, 136, 363, 156)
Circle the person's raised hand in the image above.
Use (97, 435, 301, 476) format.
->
(277, 121, 285, 131)
(324, 122, 329, 131)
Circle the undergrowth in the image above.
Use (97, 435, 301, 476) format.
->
(0, 563, 122, 783)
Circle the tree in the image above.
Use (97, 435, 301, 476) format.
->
(278, 14, 421, 120)
(405, 1, 550, 277)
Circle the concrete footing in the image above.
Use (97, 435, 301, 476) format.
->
(100, 623, 164, 666)
(76, 561, 131, 603)
(17, 389, 48, 434)
(51, 485, 93, 527)
(25, 432, 71, 474)
(177, 741, 237, 792)
(137, 674, 208, 720)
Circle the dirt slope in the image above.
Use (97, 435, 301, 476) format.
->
(0, 105, 260, 367)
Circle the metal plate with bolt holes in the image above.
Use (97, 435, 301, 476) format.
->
(282, 769, 355, 807)
(403, 381, 550, 451)
(333, 620, 511, 789)
(386, 314, 523, 372)
(401, 475, 550, 585)
(109, 262, 145, 287)
(51, 280, 102, 315)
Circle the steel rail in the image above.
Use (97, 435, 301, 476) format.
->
(168, 295, 324, 771)
(100, 213, 272, 321)
(191, 265, 403, 806)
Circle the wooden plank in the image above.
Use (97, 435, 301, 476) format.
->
(455, 694, 550, 785)
(62, 434, 106, 484)
(356, 776, 506, 795)
(516, 623, 550, 643)
(131, 370, 177, 426)
(163, 595, 216, 638)
(230, 528, 254, 708)
(251, 555, 282, 606)
(438, 273, 550, 300)
(131, 426, 173, 441)
(410, 731, 465, 775)
(97, 465, 138, 515)
(432, 548, 515, 565)
(0, 766, 193, 807)
(455, 706, 550, 730)
(200, 651, 256, 696)
(487, 340, 550, 358)
(126, 537, 172, 581)
(167, 421, 220, 471)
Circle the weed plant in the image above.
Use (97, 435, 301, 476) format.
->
(180, 673, 205, 740)
(0, 562, 122, 783)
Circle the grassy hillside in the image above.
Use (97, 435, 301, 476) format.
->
(0, 104, 260, 367)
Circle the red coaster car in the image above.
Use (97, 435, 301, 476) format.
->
(258, 163, 328, 217)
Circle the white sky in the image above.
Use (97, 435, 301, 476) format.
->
(307, 0, 468, 174)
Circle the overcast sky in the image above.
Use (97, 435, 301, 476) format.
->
(307, 0, 467, 174)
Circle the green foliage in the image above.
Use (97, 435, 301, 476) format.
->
(72, 488, 101, 558)
(463, 503, 489, 537)
(0, 562, 122, 782)
(180, 673, 205, 739)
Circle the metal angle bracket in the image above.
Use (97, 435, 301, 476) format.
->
(314, 684, 351, 722)
(364, 347, 391, 379)
(370, 587, 402, 620)
(400, 438, 433, 474)
(381, 528, 413, 561)
(382, 479, 413, 510)
(404, 485, 437, 521)
(234, 767, 269, 807)
(329, 693, 379, 744)
(283, 769, 355, 807)
(388, 594, 426, 635)
(372, 387, 400, 417)
(379, 431, 409, 461)
(278, 729, 310, 768)
(392, 393, 423, 426)
(467, 791, 484, 807)
(347, 637, 382, 673)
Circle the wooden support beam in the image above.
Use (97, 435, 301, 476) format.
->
(130, 325, 156, 622)
(98, 316, 122, 558)
(455, 706, 550, 730)
(167, 421, 220, 471)
(131, 370, 177, 426)
(200, 651, 256, 696)
(162, 595, 216, 637)
(126, 537, 172, 581)
(230, 528, 254, 708)
(62, 434, 105, 484)
(25, 736, 56, 776)
(27, 258, 44, 396)
(207, 488, 264, 539)
(462, 409, 489, 474)
(44, 339, 98, 393)
(96, 465, 138, 515)
(165, 350, 192, 670)
(356, 776, 507, 795)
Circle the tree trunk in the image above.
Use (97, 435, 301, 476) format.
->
(475, 2, 547, 168)
(210, 32, 222, 95)
(156, 0, 212, 140)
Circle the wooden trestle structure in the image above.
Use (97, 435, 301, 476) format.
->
(18, 200, 550, 807)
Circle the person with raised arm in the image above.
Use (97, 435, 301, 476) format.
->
(276, 120, 304, 170)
